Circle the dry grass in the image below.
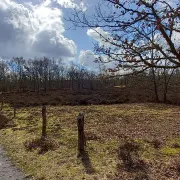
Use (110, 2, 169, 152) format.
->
(0, 103, 180, 179)
(24, 137, 59, 154)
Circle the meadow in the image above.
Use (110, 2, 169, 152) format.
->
(0, 103, 180, 179)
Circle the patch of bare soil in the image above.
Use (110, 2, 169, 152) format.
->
(0, 146, 31, 180)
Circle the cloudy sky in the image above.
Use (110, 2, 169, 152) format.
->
(1, 0, 178, 70)
(0, 0, 102, 69)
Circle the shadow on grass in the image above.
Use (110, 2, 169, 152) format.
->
(79, 150, 96, 174)
(116, 140, 149, 179)
(0, 114, 14, 129)
(24, 137, 59, 154)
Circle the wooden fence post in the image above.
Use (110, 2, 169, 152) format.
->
(13, 103, 16, 118)
(41, 105, 47, 140)
(77, 113, 85, 156)
(1, 97, 4, 111)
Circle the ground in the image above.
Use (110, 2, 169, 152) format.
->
(0, 145, 31, 180)
(0, 103, 180, 179)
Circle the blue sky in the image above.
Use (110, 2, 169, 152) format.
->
(63, 20, 94, 59)
(2, 0, 178, 70)
(0, 0, 100, 69)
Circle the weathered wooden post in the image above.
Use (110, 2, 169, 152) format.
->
(77, 112, 85, 156)
(13, 103, 16, 118)
(1, 97, 4, 111)
(41, 105, 47, 140)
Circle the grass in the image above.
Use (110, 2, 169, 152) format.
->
(0, 103, 180, 179)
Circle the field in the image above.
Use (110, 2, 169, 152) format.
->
(0, 103, 180, 179)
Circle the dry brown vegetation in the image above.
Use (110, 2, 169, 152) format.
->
(0, 103, 180, 179)
(0, 89, 130, 107)
(1, 85, 180, 108)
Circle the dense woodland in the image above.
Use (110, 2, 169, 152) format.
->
(0, 57, 180, 105)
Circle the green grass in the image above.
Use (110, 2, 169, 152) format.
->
(160, 147, 180, 156)
(0, 103, 180, 179)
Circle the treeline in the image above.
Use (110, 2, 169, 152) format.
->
(124, 68, 180, 103)
(0, 57, 103, 92)
(0, 57, 180, 104)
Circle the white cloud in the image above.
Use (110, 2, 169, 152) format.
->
(87, 27, 112, 47)
(172, 22, 180, 49)
(56, 0, 86, 11)
(32, 30, 77, 57)
(0, 0, 77, 59)
(157, 0, 179, 8)
(79, 50, 117, 71)
(79, 50, 99, 69)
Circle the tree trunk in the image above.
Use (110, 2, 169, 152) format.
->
(152, 68, 160, 102)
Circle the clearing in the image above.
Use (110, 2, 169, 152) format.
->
(0, 103, 180, 179)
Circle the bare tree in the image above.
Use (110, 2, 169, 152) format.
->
(0, 61, 9, 92)
(68, 0, 180, 72)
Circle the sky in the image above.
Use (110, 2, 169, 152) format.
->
(0, 0, 101, 69)
(0, 0, 179, 71)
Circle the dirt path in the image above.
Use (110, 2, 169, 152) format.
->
(0, 146, 31, 180)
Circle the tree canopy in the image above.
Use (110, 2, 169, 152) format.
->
(68, 0, 180, 74)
